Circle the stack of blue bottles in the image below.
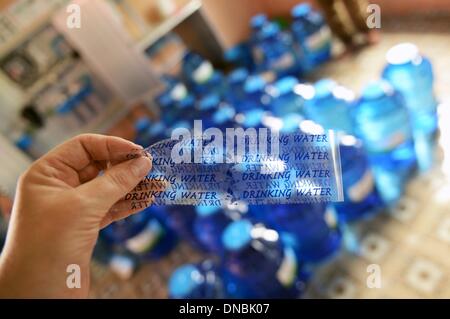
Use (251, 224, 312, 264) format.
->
(224, 42, 255, 71)
(212, 102, 237, 131)
(334, 135, 384, 223)
(101, 207, 177, 260)
(235, 108, 267, 130)
(193, 206, 234, 255)
(250, 14, 269, 35)
(169, 260, 226, 299)
(254, 22, 300, 77)
(353, 80, 417, 205)
(164, 205, 205, 251)
(303, 79, 355, 134)
(291, 3, 332, 71)
(239, 74, 271, 112)
(249, 14, 269, 66)
(221, 219, 306, 298)
(268, 76, 303, 117)
(256, 203, 341, 263)
(92, 236, 138, 280)
(169, 120, 192, 135)
(134, 117, 167, 148)
(197, 93, 221, 128)
(226, 68, 249, 108)
(155, 91, 176, 126)
(181, 51, 225, 96)
(382, 43, 438, 172)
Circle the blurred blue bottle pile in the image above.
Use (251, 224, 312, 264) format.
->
(353, 80, 417, 204)
(382, 43, 438, 172)
(100, 206, 177, 261)
(94, 2, 438, 298)
(291, 3, 332, 72)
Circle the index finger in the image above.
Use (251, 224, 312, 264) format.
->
(42, 134, 146, 172)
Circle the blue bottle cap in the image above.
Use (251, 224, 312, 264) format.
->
(314, 79, 336, 99)
(386, 43, 420, 65)
(15, 134, 32, 150)
(224, 45, 243, 62)
(182, 51, 197, 63)
(291, 3, 312, 18)
(56, 97, 75, 114)
(261, 22, 280, 38)
(156, 92, 172, 108)
(196, 205, 221, 217)
(199, 94, 220, 111)
(161, 74, 178, 87)
(213, 105, 236, 124)
(274, 76, 299, 96)
(250, 14, 267, 30)
(361, 80, 392, 100)
(228, 68, 249, 84)
(171, 120, 191, 131)
(178, 94, 195, 109)
(241, 109, 265, 128)
(244, 75, 266, 93)
(169, 264, 201, 298)
(222, 219, 253, 251)
(281, 113, 304, 133)
(148, 121, 166, 137)
(135, 117, 151, 133)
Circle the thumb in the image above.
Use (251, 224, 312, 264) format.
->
(78, 156, 152, 212)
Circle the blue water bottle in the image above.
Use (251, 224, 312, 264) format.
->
(291, 3, 332, 71)
(221, 219, 306, 298)
(334, 135, 384, 222)
(235, 108, 267, 130)
(249, 14, 269, 66)
(224, 42, 255, 71)
(226, 68, 249, 108)
(353, 80, 416, 204)
(193, 206, 234, 255)
(212, 103, 237, 131)
(382, 43, 438, 171)
(164, 205, 205, 251)
(262, 203, 341, 263)
(181, 51, 225, 96)
(268, 76, 303, 117)
(256, 22, 300, 77)
(101, 208, 177, 260)
(238, 74, 272, 112)
(197, 93, 221, 128)
(155, 91, 177, 125)
(303, 79, 355, 134)
(134, 117, 167, 147)
(169, 260, 226, 299)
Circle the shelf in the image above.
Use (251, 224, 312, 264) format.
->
(0, 10, 53, 60)
(72, 98, 129, 137)
(24, 56, 75, 101)
(136, 0, 202, 52)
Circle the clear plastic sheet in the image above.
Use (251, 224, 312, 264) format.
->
(125, 130, 343, 207)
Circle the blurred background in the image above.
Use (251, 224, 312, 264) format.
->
(0, 0, 449, 298)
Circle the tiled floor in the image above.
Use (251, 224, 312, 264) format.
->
(89, 15, 450, 298)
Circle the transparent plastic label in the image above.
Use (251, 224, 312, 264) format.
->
(125, 129, 343, 207)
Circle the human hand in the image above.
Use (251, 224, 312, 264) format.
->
(0, 134, 153, 298)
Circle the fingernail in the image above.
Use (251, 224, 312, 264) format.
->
(143, 150, 153, 159)
(130, 156, 152, 177)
